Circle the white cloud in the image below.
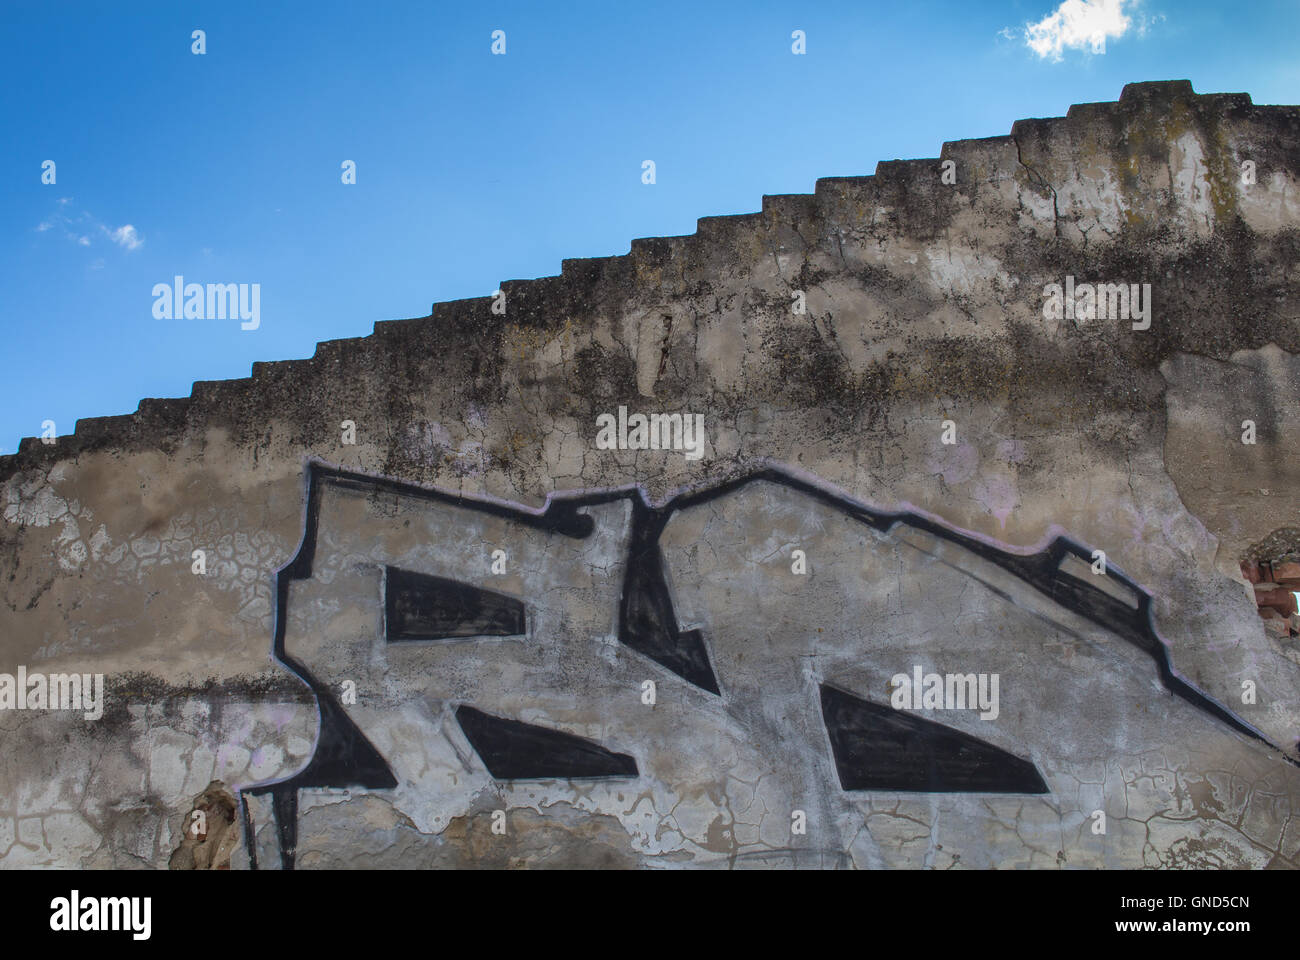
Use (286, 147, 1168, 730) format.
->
(109, 224, 143, 250)
(1022, 0, 1132, 61)
(32, 203, 144, 254)
(33, 210, 82, 242)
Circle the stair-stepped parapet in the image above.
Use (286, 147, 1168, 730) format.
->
(3, 80, 1297, 481)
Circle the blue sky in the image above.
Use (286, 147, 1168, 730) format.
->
(2, 0, 1296, 453)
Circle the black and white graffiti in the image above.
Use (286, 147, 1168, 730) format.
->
(240, 461, 1283, 869)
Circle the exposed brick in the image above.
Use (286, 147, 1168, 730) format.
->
(1257, 592, 1298, 616)
(1272, 562, 1300, 583)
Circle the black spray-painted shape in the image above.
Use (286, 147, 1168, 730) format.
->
(242, 460, 1290, 869)
(665, 466, 1281, 755)
(244, 685, 397, 871)
(618, 499, 719, 694)
(455, 705, 639, 779)
(385, 566, 526, 641)
(242, 466, 600, 870)
(819, 684, 1048, 793)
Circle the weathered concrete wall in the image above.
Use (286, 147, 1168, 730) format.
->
(3, 80, 1300, 869)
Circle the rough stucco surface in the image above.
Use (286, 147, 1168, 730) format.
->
(3, 80, 1300, 869)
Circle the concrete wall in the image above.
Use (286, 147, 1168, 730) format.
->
(3, 80, 1300, 869)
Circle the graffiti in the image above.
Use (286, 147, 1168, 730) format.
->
(819, 685, 1047, 793)
(384, 567, 526, 641)
(241, 460, 1282, 869)
(454, 706, 639, 780)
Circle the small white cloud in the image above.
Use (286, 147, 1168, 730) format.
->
(109, 224, 143, 250)
(34, 201, 145, 256)
(1022, 0, 1132, 61)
